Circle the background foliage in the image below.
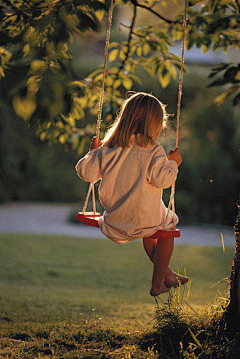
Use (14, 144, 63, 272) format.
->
(0, 0, 239, 225)
(1, 0, 239, 148)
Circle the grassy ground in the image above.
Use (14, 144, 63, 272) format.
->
(0, 233, 235, 358)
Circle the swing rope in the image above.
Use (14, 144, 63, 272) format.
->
(96, 0, 114, 140)
(163, 0, 188, 230)
(82, 0, 114, 214)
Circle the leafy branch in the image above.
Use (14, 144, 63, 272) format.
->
(208, 63, 240, 106)
(1, 0, 240, 152)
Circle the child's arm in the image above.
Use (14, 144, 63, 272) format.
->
(147, 147, 181, 189)
(75, 137, 103, 183)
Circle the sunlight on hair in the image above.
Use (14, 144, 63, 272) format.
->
(103, 92, 170, 148)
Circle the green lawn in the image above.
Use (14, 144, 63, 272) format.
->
(0, 233, 233, 326)
(0, 233, 235, 358)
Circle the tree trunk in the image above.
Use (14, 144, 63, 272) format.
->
(225, 196, 240, 330)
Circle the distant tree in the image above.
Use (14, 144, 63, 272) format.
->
(0, 0, 239, 151)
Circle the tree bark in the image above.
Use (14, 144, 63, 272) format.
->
(225, 196, 240, 330)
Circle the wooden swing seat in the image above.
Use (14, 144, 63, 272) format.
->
(76, 212, 180, 238)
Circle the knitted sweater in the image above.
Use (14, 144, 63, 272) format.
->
(75, 141, 178, 243)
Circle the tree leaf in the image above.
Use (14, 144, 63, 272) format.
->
(119, 50, 126, 60)
(207, 78, 228, 87)
(143, 43, 151, 56)
(212, 63, 230, 72)
(113, 79, 121, 89)
(234, 71, 240, 82)
(109, 49, 119, 62)
(202, 45, 209, 54)
(137, 46, 142, 57)
(187, 37, 194, 50)
(0, 66, 5, 78)
(122, 77, 133, 90)
(12, 96, 36, 121)
(224, 67, 238, 81)
(159, 72, 171, 89)
(213, 92, 228, 106)
(233, 93, 240, 106)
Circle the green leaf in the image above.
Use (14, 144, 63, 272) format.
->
(137, 46, 142, 57)
(213, 92, 228, 106)
(94, 73, 103, 82)
(119, 50, 126, 60)
(128, 74, 142, 85)
(233, 93, 240, 106)
(159, 72, 171, 89)
(23, 44, 31, 58)
(78, 137, 87, 155)
(122, 77, 133, 90)
(88, 68, 103, 79)
(202, 45, 209, 54)
(113, 79, 122, 89)
(224, 66, 238, 81)
(187, 37, 194, 50)
(66, 115, 76, 127)
(143, 43, 151, 56)
(166, 62, 177, 80)
(95, 10, 105, 22)
(39, 131, 47, 141)
(12, 96, 36, 121)
(0, 66, 5, 78)
(109, 49, 119, 62)
(234, 71, 240, 82)
(72, 136, 79, 150)
(109, 42, 120, 49)
(30, 60, 47, 75)
(207, 78, 228, 87)
(59, 134, 66, 144)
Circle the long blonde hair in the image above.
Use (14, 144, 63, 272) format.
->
(103, 92, 168, 148)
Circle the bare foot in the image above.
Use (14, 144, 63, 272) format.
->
(164, 268, 189, 288)
(150, 281, 171, 297)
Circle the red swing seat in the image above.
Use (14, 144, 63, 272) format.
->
(76, 212, 180, 238)
(76, 212, 102, 228)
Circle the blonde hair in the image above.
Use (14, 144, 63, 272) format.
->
(103, 92, 168, 148)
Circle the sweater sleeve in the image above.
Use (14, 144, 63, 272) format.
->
(146, 147, 178, 189)
(75, 149, 102, 183)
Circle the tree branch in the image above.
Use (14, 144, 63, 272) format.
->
(130, 0, 179, 24)
(108, 4, 137, 117)
(117, 4, 137, 75)
(119, 22, 146, 38)
(235, 0, 240, 13)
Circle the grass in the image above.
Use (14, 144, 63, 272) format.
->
(0, 233, 236, 358)
(138, 291, 240, 359)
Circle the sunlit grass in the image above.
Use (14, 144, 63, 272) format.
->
(0, 233, 236, 357)
(0, 233, 233, 328)
(138, 284, 240, 359)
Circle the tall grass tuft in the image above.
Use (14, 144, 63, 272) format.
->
(138, 280, 240, 358)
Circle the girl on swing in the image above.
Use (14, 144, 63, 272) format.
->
(75, 92, 188, 297)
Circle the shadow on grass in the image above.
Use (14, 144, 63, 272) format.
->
(1, 284, 240, 358)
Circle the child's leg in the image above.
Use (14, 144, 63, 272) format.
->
(150, 236, 174, 296)
(143, 237, 188, 295)
(143, 237, 157, 263)
(143, 237, 175, 267)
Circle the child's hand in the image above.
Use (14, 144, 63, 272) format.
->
(167, 147, 182, 167)
(89, 136, 103, 150)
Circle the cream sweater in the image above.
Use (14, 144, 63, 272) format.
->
(75, 141, 179, 243)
